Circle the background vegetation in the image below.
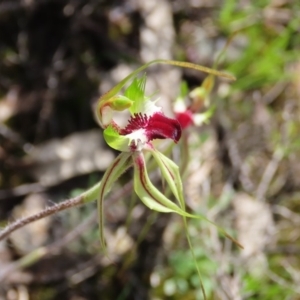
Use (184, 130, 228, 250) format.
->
(0, 0, 300, 299)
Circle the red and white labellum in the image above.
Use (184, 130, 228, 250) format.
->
(120, 112, 182, 151)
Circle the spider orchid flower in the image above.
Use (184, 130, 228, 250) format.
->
(174, 75, 215, 130)
(174, 36, 235, 130)
(95, 59, 239, 250)
(96, 75, 192, 249)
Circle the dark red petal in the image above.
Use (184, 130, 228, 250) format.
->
(120, 112, 182, 143)
(146, 112, 182, 142)
(120, 113, 148, 135)
(175, 110, 194, 129)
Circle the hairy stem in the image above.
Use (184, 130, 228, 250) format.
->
(0, 179, 135, 281)
(0, 211, 97, 281)
(0, 181, 102, 241)
(0, 195, 83, 241)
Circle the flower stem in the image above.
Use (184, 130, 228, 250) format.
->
(0, 181, 102, 241)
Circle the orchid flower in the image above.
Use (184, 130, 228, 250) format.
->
(174, 75, 215, 130)
(95, 59, 239, 250)
(174, 37, 235, 130)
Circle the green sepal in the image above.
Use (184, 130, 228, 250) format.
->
(98, 152, 132, 250)
(149, 148, 185, 209)
(103, 125, 132, 152)
(109, 95, 133, 111)
(124, 74, 160, 116)
(96, 59, 235, 125)
(133, 151, 243, 248)
(133, 152, 197, 216)
(124, 74, 146, 113)
(133, 152, 173, 213)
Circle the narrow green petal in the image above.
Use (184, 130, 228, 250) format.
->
(133, 151, 243, 248)
(96, 59, 235, 125)
(104, 59, 235, 102)
(133, 152, 193, 215)
(103, 125, 131, 152)
(124, 74, 146, 101)
(98, 152, 132, 250)
(149, 148, 185, 209)
(133, 153, 175, 213)
(147, 150, 208, 294)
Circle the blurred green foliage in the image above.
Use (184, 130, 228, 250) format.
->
(220, 0, 299, 90)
